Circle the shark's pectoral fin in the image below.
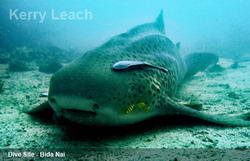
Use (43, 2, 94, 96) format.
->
(23, 101, 53, 115)
(24, 101, 77, 125)
(163, 97, 250, 127)
(112, 61, 168, 73)
(22, 101, 56, 124)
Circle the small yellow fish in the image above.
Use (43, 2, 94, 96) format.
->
(125, 102, 150, 114)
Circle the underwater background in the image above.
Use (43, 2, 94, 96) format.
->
(0, 0, 250, 160)
(1, 0, 250, 57)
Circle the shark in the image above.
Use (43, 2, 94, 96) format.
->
(27, 11, 250, 126)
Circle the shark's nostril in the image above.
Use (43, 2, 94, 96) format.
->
(50, 98, 56, 104)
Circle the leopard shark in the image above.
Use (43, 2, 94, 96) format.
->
(27, 11, 250, 126)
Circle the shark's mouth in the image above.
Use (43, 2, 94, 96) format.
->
(62, 109, 97, 117)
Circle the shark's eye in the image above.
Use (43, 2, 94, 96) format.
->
(50, 98, 56, 104)
(93, 104, 100, 109)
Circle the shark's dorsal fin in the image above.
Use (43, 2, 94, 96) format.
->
(155, 10, 165, 34)
(101, 10, 166, 49)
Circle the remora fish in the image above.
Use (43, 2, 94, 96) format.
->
(28, 11, 250, 126)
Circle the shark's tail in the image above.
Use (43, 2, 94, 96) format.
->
(184, 52, 219, 78)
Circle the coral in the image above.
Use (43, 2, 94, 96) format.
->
(38, 61, 63, 74)
(0, 64, 9, 79)
(230, 62, 246, 69)
(0, 49, 10, 64)
(228, 92, 240, 99)
(0, 55, 9, 64)
(0, 79, 3, 93)
(8, 60, 31, 72)
(10, 47, 35, 62)
(208, 64, 225, 73)
(9, 46, 81, 66)
(1, 46, 81, 73)
(230, 62, 239, 69)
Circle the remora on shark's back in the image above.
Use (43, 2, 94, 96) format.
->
(27, 11, 250, 126)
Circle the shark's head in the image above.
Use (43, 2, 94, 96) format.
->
(48, 56, 160, 126)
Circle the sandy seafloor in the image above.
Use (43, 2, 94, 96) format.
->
(0, 58, 250, 159)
